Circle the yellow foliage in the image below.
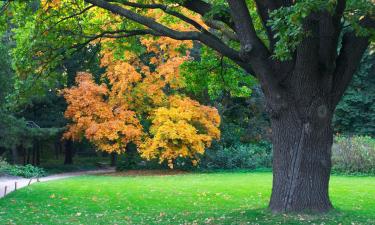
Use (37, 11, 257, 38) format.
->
(41, 0, 61, 10)
(140, 96, 220, 168)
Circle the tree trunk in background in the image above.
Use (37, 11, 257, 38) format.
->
(268, 101, 334, 213)
(54, 140, 60, 160)
(32, 146, 36, 165)
(23, 147, 26, 165)
(110, 153, 117, 167)
(27, 148, 31, 164)
(16, 146, 25, 165)
(64, 140, 74, 165)
(11, 146, 18, 164)
(36, 142, 41, 166)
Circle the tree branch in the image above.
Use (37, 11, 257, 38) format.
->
(331, 14, 374, 104)
(0, 0, 10, 14)
(225, 0, 287, 104)
(203, 19, 238, 41)
(226, 0, 271, 60)
(253, 0, 279, 50)
(80, 29, 162, 40)
(84, 0, 253, 73)
(107, 0, 207, 33)
(44, 5, 94, 33)
(318, 0, 346, 77)
(225, 0, 276, 78)
(181, 0, 235, 30)
(331, 31, 370, 105)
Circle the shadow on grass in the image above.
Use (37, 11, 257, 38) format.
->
(222, 207, 375, 225)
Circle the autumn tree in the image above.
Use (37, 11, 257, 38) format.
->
(3, 0, 375, 213)
(62, 34, 220, 168)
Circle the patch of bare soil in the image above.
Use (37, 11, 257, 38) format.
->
(99, 169, 189, 177)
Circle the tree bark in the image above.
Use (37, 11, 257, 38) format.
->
(64, 140, 74, 165)
(36, 142, 41, 166)
(110, 153, 117, 167)
(268, 90, 334, 213)
(27, 148, 31, 164)
(11, 146, 18, 165)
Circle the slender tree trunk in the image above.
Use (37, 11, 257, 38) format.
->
(27, 148, 31, 164)
(32, 146, 36, 165)
(110, 153, 117, 167)
(23, 147, 26, 165)
(36, 142, 40, 166)
(54, 140, 60, 160)
(268, 92, 334, 213)
(64, 140, 74, 165)
(11, 146, 18, 165)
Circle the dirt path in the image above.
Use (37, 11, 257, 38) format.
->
(0, 168, 115, 198)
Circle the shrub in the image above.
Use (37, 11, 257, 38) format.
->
(199, 141, 272, 170)
(1, 163, 46, 178)
(332, 135, 375, 174)
(0, 157, 10, 175)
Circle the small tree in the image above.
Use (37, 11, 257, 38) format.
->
(62, 36, 220, 168)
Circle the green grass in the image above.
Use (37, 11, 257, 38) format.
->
(0, 172, 374, 224)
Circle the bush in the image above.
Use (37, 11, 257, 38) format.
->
(116, 144, 169, 171)
(0, 157, 10, 175)
(0, 162, 46, 178)
(199, 141, 272, 170)
(332, 135, 375, 174)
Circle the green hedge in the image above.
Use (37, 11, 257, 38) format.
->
(198, 141, 272, 170)
(332, 135, 375, 175)
(115, 135, 375, 175)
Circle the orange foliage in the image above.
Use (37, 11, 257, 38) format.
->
(62, 72, 143, 153)
(61, 3, 220, 167)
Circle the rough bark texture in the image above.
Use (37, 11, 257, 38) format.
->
(269, 100, 334, 213)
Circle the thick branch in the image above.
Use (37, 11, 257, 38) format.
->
(108, 0, 206, 32)
(318, 0, 346, 76)
(253, 0, 279, 50)
(181, 0, 235, 30)
(111, 1, 241, 45)
(203, 19, 238, 41)
(86, 0, 199, 40)
(225, 0, 275, 79)
(331, 32, 370, 105)
(84, 0, 255, 74)
(81, 29, 161, 40)
(226, 0, 286, 105)
(226, 0, 271, 60)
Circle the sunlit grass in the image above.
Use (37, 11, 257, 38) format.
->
(0, 172, 374, 224)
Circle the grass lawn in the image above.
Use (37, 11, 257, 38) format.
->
(0, 171, 374, 224)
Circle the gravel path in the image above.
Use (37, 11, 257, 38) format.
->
(0, 168, 115, 198)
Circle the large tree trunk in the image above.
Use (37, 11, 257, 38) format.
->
(268, 93, 334, 213)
